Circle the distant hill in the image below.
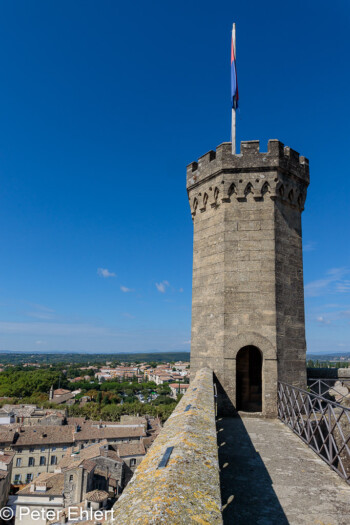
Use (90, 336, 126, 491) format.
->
(306, 352, 350, 361)
(1, 350, 348, 367)
(0, 351, 191, 365)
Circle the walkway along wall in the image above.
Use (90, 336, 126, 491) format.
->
(109, 368, 222, 525)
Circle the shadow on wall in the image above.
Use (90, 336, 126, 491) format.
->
(214, 373, 237, 416)
(217, 415, 289, 525)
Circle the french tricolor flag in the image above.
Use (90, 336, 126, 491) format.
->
(231, 34, 239, 109)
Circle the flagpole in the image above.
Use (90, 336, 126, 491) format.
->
(232, 107, 236, 155)
(231, 23, 236, 155)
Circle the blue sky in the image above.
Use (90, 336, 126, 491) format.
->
(0, 0, 349, 354)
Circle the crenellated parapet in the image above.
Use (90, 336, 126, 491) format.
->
(187, 140, 309, 217)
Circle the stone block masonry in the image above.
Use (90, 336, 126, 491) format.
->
(187, 140, 309, 417)
(109, 368, 222, 524)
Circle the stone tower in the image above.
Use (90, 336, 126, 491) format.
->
(187, 140, 309, 416)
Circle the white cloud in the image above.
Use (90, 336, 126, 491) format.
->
(179, 288, 184, 293)
(308, 308, 350, 326)
(0, 321, 115, 337)
(336, 280, 350, 293)
(25, 303, 55, 320)
(97, 268, 116, 278)
(155, 281, 170, 293)
(304, 241, 317, 252)
(120, 286, 134, 293)
(35, 340, 47, 345)
(123, 313, 135, 319)
(316, 316, 331, 325)
(27, 311, 55, 320)
(323, 304, 341, 308)
(305, 268, 349, 298)
(28, 302, 54, 313)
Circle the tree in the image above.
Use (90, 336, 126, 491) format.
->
(102, 395, 110, 405)
(153, 395, 173, 406)
(0, 369, 68, 398)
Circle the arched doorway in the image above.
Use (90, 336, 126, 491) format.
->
(236, 346, 262, 412)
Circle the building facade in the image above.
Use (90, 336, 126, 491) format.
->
(0, 450, 14, 509)
(5, 423, 145, 485)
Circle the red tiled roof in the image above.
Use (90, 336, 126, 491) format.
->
(53, 389, 71, 395)
(74, 425, 145, 442)
(58, 441, 108, 469)
(13, 425, 75, 446)
(0, 451, 14, 464)
(18, 472, 64, 496)
(117, 441, 146, 457)
(0, 428, 16, 444)
(85, 489, 109, 502)
(80, 459, 96, 472)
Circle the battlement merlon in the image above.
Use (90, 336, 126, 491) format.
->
(186, 140, 309, 190)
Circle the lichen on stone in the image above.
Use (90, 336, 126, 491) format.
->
(109, 368, 222, 524)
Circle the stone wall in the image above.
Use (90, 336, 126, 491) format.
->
(275, 199, 306, 387)
(110, 368, 222, 524)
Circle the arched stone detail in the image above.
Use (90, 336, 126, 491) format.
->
(261, 181, 270, 196)
(224, 332, 277, 361)
(210, 186, 220, 208)
(200, 192, 208, 212)
(189, 176, 307, 214)
(191, 197, 198, 217)
(228, 182, 237, 198)
(236, 345, 263, 412)
(297, 190, 306, 211)
(244, 182, 254, 197)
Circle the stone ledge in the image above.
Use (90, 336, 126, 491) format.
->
(109, 368, 222, 524)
